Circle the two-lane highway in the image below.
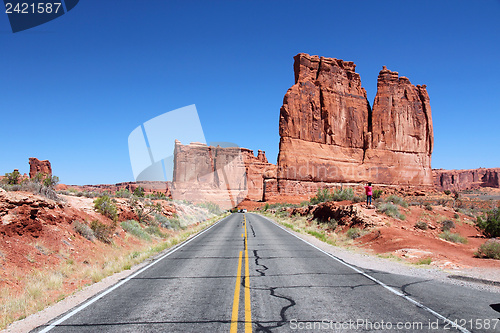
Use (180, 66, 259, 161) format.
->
(34, 213, 500, 332)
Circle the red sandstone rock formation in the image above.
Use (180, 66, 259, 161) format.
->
(29, 158, 52, 179)
(276, 53, 434, 196)
(171, 141, 276, 207)
(433, 168, 500, 191)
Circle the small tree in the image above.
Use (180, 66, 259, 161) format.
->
(93, 195, 118, 221)
(4, 170, 21, 185)
(476, 208, 500, 238)
(133, 186, 145, 197)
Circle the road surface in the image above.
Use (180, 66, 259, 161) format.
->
(33, 213, 500, 332)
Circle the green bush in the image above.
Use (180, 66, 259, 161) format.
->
(475, 239, 500, 260)
(90, 220, 113, 243)
(133, 186, 145, 197)
(439, 231, 467, 244)
(440, 220, 455, 232)
(414, 221, 428, 230)
(416, 258, 432, 265)
(373, 189, 383, 199)
(145, 225, 167, 238)
(263, 203, 270, 211)
(424, 203, 433, 211)
(154, 213, 182, 230)
(73, 221, 95, 241)
(346, 227, 361, 239)
(93, 195, 118, 220)
(121, 220, 151, 241)
(115, 188, 132, 198)
(385, 195, 408, 208)
(332, 188, 354, 201)
(352, 196, 364, 203)
(310, 188, 332, 204)
(196, 202, 222, 215)
(476, 208, 500, 238)
(3, 170, 21, 185)
(444, 190, 451, 195)
(377, 202, 406, 220)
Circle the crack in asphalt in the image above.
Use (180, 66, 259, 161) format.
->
(251, 247, 296, 332)
(253, 286, 296, 332)
(253, 250, 268, 277)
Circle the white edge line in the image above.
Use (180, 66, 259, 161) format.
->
(258, 214, 471, 333)
(38, 216, 228, 333)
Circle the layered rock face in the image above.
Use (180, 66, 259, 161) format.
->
(171, 141, 276, 207)
(433, 168, 500, 191)
(277, 53, 434, 195)
(29, 158, 52, 179)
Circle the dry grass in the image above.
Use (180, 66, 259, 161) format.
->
(0, 213, 228, 330)
(265, 212, 356, 247)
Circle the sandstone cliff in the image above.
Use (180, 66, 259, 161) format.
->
(171, 141, 276, 207)
(276, 53, 434, 196)
(433, 168, 500, 191)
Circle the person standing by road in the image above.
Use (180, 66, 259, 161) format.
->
(364, 182, 373, 206)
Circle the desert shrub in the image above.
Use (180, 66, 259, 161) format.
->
(416, 258, 432, 265)
(475, 239, 500, 260)
(146, 191, 168, 200)
(79, 191, 100, 198)
(134, 201, 162, 224)
(352, 196, 364, 203)
(373, 189, 383, 199)
(424, 203, 433, 211)
(385, 195, 408, 208)
(73, 221, 95, 241)
(439, 231, 467, 244)
(90, 220, 113, 243)
(332, 188, 354, 201)
(414, 221, 428, 230)
(440, 220, 455, 232)
(310, 188, 332, 204)
(115, 188, 132, 198)
(154, 213, 182, 230)
(346, 227, 361, 239)
(3, 170, 21, 185)
(377, 202, 406, 220)
(196, 202, 222, 215)
(145, 225, 167, 238)
(444, 190, 451, 195)
(133, 186, 145, 197)
(3, 180, 60, 201)
(453, 213, 459, 219)
(263, 203, 270, 211)
(93, 195, 118, 220)
(476, 208, 500, 238)
(120, 220, 151, 241)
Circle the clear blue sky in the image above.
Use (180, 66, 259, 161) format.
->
(1, 1, 499, 185)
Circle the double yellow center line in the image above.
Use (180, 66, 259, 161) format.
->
(230, 215, 252, 333)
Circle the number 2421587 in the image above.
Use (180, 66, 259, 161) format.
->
(5, 3, 62, 14)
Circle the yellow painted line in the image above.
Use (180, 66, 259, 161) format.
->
(241, 233, 244, 237)
(244, 217, 252, 333)
(230, 251, 243, 333)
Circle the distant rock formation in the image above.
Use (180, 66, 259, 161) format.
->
(171, 141, 276, 207)
(276, 53, 434, 196)
(29, 158, 52, 179)
(65, 181, 171, 197)
(433, 168, 500, 191)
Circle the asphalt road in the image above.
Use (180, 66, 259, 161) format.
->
(33, 213, 500, 332)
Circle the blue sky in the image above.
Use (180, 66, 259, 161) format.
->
(1, 1, 499, 185)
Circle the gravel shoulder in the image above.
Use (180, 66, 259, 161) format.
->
(261, 214, 500, 294)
